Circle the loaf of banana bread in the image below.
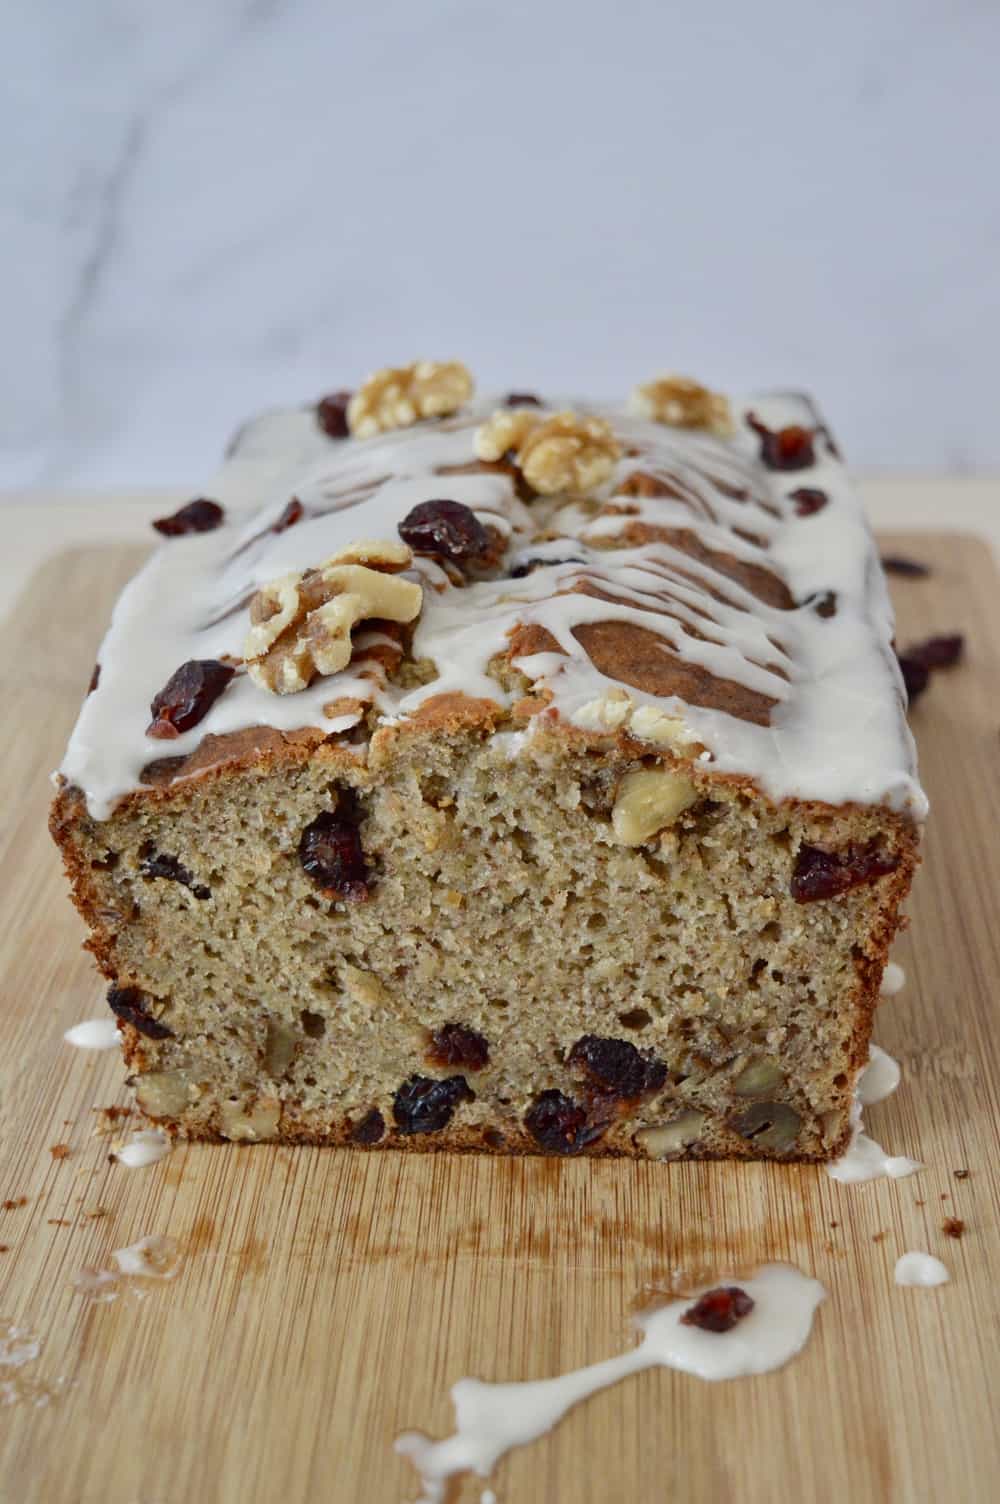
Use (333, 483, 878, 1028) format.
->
(50, 364, 924, 1159)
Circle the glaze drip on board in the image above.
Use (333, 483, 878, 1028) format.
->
(57, 390, 925, 822)
(394, 1263, 826, 1503)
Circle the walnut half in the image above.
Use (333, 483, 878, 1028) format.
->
(347, 360, 473, 437)
(629, 374, 733, 436)
(244, 539, 422, 695)
(475, 409, 621, 496)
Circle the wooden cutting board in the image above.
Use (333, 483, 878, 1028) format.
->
(1, 533, 997, 1504)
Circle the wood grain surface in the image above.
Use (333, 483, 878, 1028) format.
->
(0, 535, 997, 1504)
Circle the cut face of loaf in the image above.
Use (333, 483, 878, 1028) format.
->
(51, 712, 917, 1160)
(51, 374, 924, 1158)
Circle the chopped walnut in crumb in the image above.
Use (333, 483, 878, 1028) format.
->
(475, 409, 620, 495)
(347, 360, 473, 437)
(629, 374, 734, 436)
(244, 539, 422, 694)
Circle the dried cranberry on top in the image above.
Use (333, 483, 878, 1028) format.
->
(746, 414, 816, 471)
(791, 840, 899, 903)
(568, 1035, 667, 1099)
(298, 811, 370, 901)
(153, 498, 225, 537)
(524, 1089, 606, 1155)
(398, 499, 490, 562)
(896, 653, 930, 703)
(680, 1286, 754, 1333)
(316, 391, 352, 438)
(504, 392, 543, 407)
(107, 986, 173, 1040)
(427, 1023, 490, 1072)
(87, 664, 101, 695)
(273, 497, 304, 533)
(789, 487, 828, 517)
(146, 660, 235, 739)
(508, 555, 584, 578)
(393, 1075, 473, 1134)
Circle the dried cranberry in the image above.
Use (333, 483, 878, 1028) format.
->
(398, 499, 490, 562)
(392, 1075, 473, 1134)
(791, 840, 899, 903)
(87, 664, 101, 694)
(153, 498, 225, 537)
(147, 660, 234, 739)
(107, 986, 173, 1040)
(298, 812, 370, 901)
(427, 1023, 490, 1072)
(680, 1286, 755, 1333)
(139, 847, 210, 900)
(810, 590, 837, 619)
(316, 391, 352, 438)
(351, 1108, 385, 1144)
(881, 555, 930, 578)
(524, 1089, 605, 1155)
(897, 653, 930, 702)
(509, 555, 584, 578)
(568, 1035, 666, 1099)
(504, 392, 543, 407)
(789, 487, 828, 517)
(904, 634, 964, 670)
(273, 497, 304, 533)
(746, 414, 816, 471)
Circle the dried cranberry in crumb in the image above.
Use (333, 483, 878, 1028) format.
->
(568, 1035, 666, 1099)
(504, 392, 543, 407)
(153, 498, 225, 536)
(393, 1075, 473, 1134)
(273, 497, 304, 533)
(107, 986, 173, 1040)
(139, 848, 210, 900)
(146, 660, 235, 739)
(746, 414, 816, 471)
(681, 1286, 755, 1333)
(316, 391, 352, 438)
(509, 555, 584, 579)
(427, 1023, 490, 1072)
(791, 841, 899, 903)
(398, 499, 490, 562)
(881, 555, 930, 578)
(298, 812, 369, 901)
(789, 487, 828, 517)
(351, 1108, 385, 1144)
(524, 1089, 604, 1155)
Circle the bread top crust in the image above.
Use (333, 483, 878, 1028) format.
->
(58, 381, 925, 822)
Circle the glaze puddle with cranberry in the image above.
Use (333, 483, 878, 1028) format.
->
(394, 1264, 825, 1503)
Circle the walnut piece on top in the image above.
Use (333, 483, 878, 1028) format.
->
(347, 360, 473, 437)
(244, 539, 422, 694)
(475, 409, 621, 495)
(629, 374, 733, 436)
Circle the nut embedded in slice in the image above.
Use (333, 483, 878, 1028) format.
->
(347, 360, 473, 437)
(244, 539, 422, 695)
(629, 375, 734, 437)
(611, 767, 699, 845)
(475, 409, 621, 495)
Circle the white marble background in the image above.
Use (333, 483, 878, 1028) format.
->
(3, 0, 998, 489)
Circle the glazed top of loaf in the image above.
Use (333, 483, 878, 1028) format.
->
(58, 369, 926, 822)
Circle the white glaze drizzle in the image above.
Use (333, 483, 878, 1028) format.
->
(395, 1264, 825, 1503)
(826, 1044, 922, 1183)
(894, 1252, 950, 1287)
(880, 962, 906, 997)
(58, 391, 924, 823)
(113, 1129, 172, 1168)
(63, 1018, 120, 1051)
